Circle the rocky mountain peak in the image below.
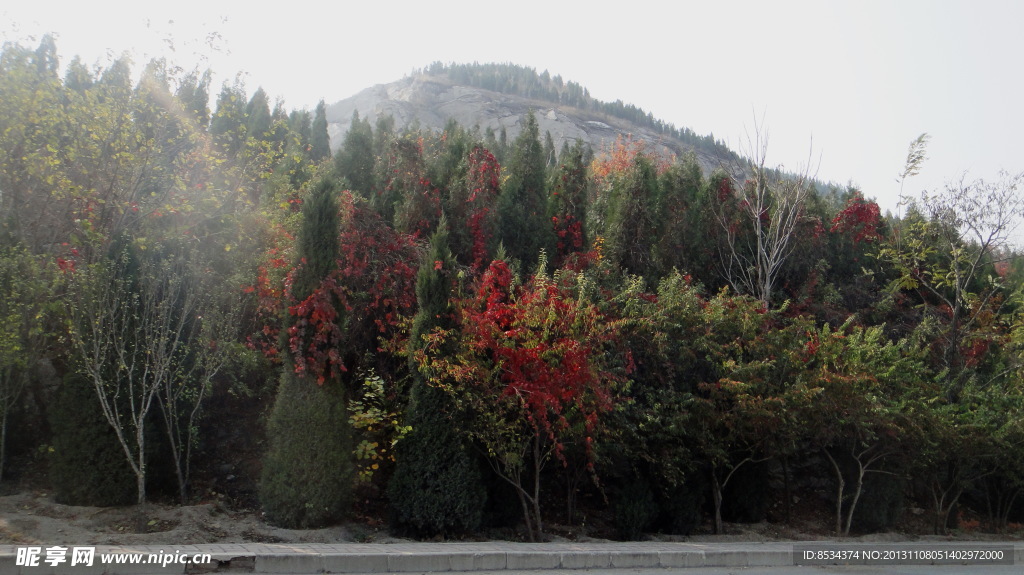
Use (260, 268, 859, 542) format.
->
(325, 70, 734, 173)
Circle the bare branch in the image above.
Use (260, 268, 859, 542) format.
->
(712, 116, 813, 308)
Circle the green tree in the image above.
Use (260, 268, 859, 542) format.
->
(654, 153, 709, 278)
(806, 323, 930, 536)
(175, 69, 212, 127)
(608, 271, 709, 534)
(687, 292, 806, 534)
(543, 130, 557, 168)
(334, 111, 376, 196)
(604, 153, 660, 279)
(498, 111, 553, 269)
(288, 109, 312, 150)
(548, 140, 591, 267)
(430, 120, 472, 195)
(210, 80, 248, 157)
(878, 170, 1024, 400)
(48, 373, 136, 506)
(260, 175, 354, 527)
(311, 99, 331, 162)
(0, 247, 53, 480)
(66, 240, 210, 504)
(388, 134, 439, 237)
(245, 87, 272, 141)
(260, 369, 352, 527)
(0, 38, 77, 252)
(389, 218, 486, 536)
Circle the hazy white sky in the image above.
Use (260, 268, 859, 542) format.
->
(3, 0, 1022, 215)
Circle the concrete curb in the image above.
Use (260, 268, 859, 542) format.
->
(0, 541, 1020, 574)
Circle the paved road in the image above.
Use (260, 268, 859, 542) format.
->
(304, 569, 1024, 575)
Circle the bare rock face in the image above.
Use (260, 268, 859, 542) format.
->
(325, 74, 726, 172)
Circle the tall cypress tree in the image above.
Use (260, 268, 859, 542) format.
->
(655, 153, 707, 279)
(388, 217, 486, 536)
(174, 69, 211, 127)
(260, 176, 354, 528)
(311, 99, 331, 162)
(334, 111, 376, 197)
(210, 82, 247, 157)
(498, 111, 554, 270)
(288, 109, 312, 151)
(245, 87, 272, 141)
(549, 139, 591, 266)
(605, 154, 661, 279)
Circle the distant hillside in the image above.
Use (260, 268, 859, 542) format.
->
(325, 63, 742, 173)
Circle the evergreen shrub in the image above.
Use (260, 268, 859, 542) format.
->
(49, 373, 134, 506)
(259, 371, 353, 528)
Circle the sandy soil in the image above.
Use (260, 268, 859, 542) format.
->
(0, 490, 404, 546)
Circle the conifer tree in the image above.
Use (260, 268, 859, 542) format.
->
(175, 70, 211, 127)
(49, 374, 135, 506)
(245, 87, 272, 141)
(498, 111, 553, 269)
(288, 109, 312, 150)
(600, 152, 661, 279)
(389, 217, 486, 536)
(549, 140, 591, 266)
(63, 56, 93, 93)
(334, 111, 375, 196)
(655, 153, 708, 279)
(210, 82, 247, 156)
(260, 176, 354, 528)
(311, 100, 331, 162)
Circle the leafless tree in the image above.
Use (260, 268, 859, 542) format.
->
(66, 242, 232, 504)
(713, 119, 815, 309)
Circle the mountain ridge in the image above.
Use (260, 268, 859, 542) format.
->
(324, 65, 740, 174)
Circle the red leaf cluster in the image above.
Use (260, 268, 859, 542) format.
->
(831, 193, 881, 243)
(459, 260, 621, 460)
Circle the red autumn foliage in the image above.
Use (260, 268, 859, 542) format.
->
(962, 339, 990, 368)
(465, 146, 501, 271)
(458, 260, 623, 460)
(717, 177, 734, 202)
(831, 193, 882, 243)
(551, 215, 585, 255)
(250, 191, 419, 383)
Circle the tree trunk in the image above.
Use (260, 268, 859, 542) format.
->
(532, 434, 544, 539)
(135, 427, 147, 506)
(159, 402, 189, 505)
(136, 467, 147, 506)
(782, 456, 792, 524)
(515, 483, 535, 542)
(843, 462, 866, 537)
(711, 467, 724, 535)
(565, 461, 581, 525)
(824, 450, 845, 536)
(0, 406, 8, 482)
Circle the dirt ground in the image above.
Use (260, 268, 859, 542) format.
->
(3, 486, 1022, 547)
(0, 489, 390, 546)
